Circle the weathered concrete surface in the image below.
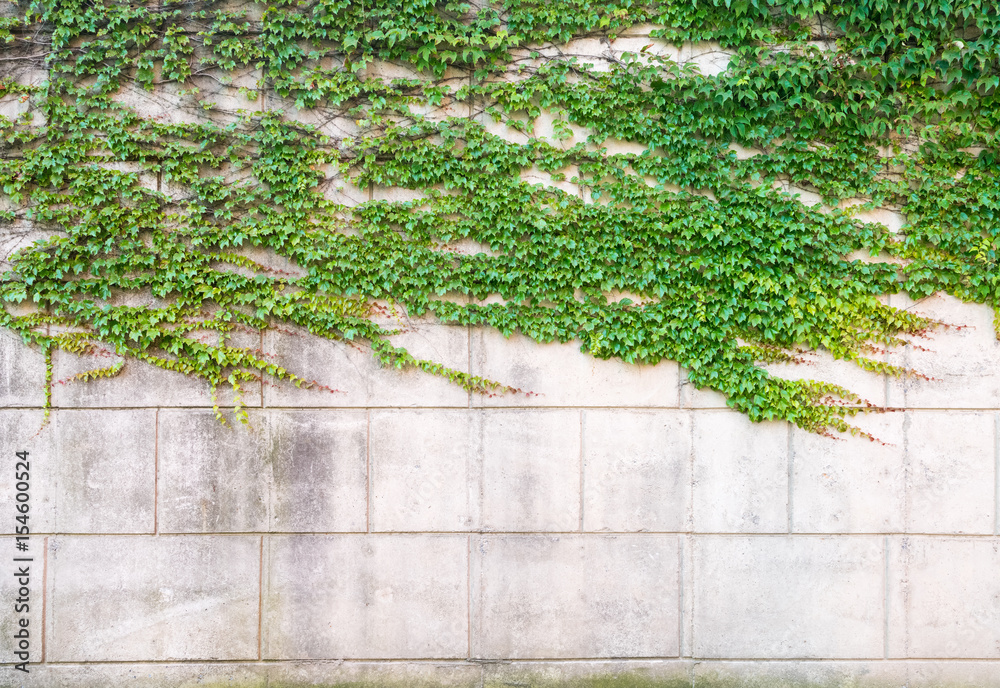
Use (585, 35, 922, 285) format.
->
(472, 535, 680, 659)
(692, 412, 788, 533)
(691, 536, 885, 659)
(888, 537, 1000, 658)
(480, 410, 581, 532)
(582, 410, 690, 532)
(263, 535, 468, 659)
(47, 535, 260, 661)
(471, 329, 680, 407)
(371, 410, 481, 532)
(0, 329, 46, 408)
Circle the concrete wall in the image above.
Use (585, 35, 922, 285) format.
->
(2, 291, 1000, 687)
(2, 22, 1000, 688)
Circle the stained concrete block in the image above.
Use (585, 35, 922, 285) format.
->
(0, 535, 44, 668)
(692, 660, 908, 688)
(582, 410, 690, 532)
(0, 328, 47, 408)
(904, 661, 1000, 687)
(263, 534, 468, 659)
(17, 664, 268, 688)
(371, 410, 481, 532)
(159, 409, 269, 533)
(691, 536, 885, 658)
(472, 534, 680, 658)
(484, 660, 690, 688)
(47, 535, 260, 661)
(263, 323, 470, 407)
(0, 409, 155, 534)
(481, 410, 580, 532)
(51, 346, 262, 409)
(888, 537, 1000, 658)
(692, 412, 788, 533)
(886, 293, 1000, 409)
(269, 410, 368, 533)
(113, 67, 263, 125)
(790, 412, 905, 533)
(264, 661, 482, 687)
(471, 329, 680, 408)
(905, 411, 995, 534)
(160, 409, 368, 533)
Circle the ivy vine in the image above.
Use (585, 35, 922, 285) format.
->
(0, 0, 997, 435)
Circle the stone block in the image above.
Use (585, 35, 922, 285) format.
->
(158, 409, 269, 533)
(582, 410, 690, 532)
(0, 409, 155, 534)
(0, 535, 44, 667)
(678, 42, 733, 76)
(886, 293, 1000, 409)
(471, 329, 680, 408)
(113, 67, 262, 126)
(472, 534, 680, 658)
(764, 348, 887, 408)
(481, 410, 580, 532)
(371, 409, 481, 532)
(691, 536, 885, 659)
(692, 661, 908, 688)
(790, 412, 905, 533)
(679, 367, 730, 408)
(0, 328, 47, 408)
(268, 409, 368, 533)
(264, 661, 482, 687)
(905, 661, 1000, 687)
(263, 322, 470, 408)
(159, 409, 368, 533)
(484, 660, 691, 688)
(691, 411, 788, 533)
(18, 664, 268, 688)
(888, 537, 1000, 658)
(51, 346, 262, 409)
(906, 411, 994, 534)
(47, 535, 260, 661)
(262, 534, 468, 659)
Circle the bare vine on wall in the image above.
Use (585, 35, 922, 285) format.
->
(0, 0, 997, 436)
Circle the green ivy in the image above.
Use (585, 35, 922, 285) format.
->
(0, 0, 997, 435)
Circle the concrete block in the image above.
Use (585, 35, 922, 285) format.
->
(263, 534, 468, 659)
(790, 412, 905, 533)
(472, 535, 680, 658)
(263, 322, 470, 408)
(678, 42, 732, 76)
(113, 67, 262, 125)
(47, 535, 260, 661)
(886, 293, 1000, 409)
(691, 536, 885, 658)
(582, 410, 690, 532)
(0, 535, 44, 668)
(158, 409, 269, 533)
(371, 409, 481, 532)
(52, 409, 156, 533)
(264, 661, 482, 687)
(905, 661, 1000, 687)
(471, 329, 680, 408)
(692, 412, 788, 533)
(51, 346, 262, 409)
(906, 411, 994, 534)
(0, 328, 47, 408)
(17, 664, 268, 688)
(481, 410, 580, 532)
(888, 537, 1000, 658)
(484, 660, 691, 688)
(692, 661, 908, 688)
(269, 409, 368, 533)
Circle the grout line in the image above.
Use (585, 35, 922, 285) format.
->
(41, 535, 48, 664)
(153, 408, 159, 536)
(578, 410, 585, 532)
(787, 424, 794, 534)
(883, 535, 890, 659)
(257, 535, 264, 661)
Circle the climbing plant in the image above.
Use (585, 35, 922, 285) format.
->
(0, 0, 997, 434)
